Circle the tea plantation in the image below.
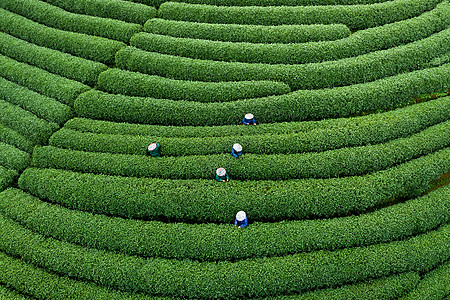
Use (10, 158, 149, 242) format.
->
(0, 0, 449, 298)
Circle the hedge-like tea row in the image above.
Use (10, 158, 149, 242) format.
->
(34, 120, 450, 180)
(49, 109, 450, 156)
(0, 9, 126, 64)
(0, 77, 73, 125)
(157, 0, 442, 29)
(144, 19, 351, 43)
(428, 51, 450, 67)
(0, 55, 89, 106)
(20, 148, 450, 222)
(43, 0, 156, 25)
(0, 143, 30, 172)
(0, 250, 418, 300)
(3, 184, 449, 261)
(75, 65, 450, 125)
(97, 69, 291, 101)
(0, 124, 33, 153)
(0, 283, 28, 300)
(0, 100, 59, 146)
(167, 0, 389, 7)
(0, 211, 448, 299)
(116, 29, 450, 90)
(134, 3, 450, 64)
(0, 0, 142, 43)
(0, 251, 161, 300)
(401, 259, 450, 300)
(0, 32, 108, 86)
(0, 167, 18, 192)
(66, 95, 450, 138)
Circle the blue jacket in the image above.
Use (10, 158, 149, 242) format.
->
(234, 217, 248, 228)
(215, 173, 230, 182)
(231, 147, 242, 158)
(242, 117, 256, 125)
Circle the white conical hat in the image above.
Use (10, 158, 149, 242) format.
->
(236, 211, 246, 221)
(233, 143, 242, 152)
(244, 113, 254, 119)
(216, 167, 226, 176)
(148, 143, 157, 151)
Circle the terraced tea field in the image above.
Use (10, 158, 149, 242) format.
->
(0, 0, 449, 298)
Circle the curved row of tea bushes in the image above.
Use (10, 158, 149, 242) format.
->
(168, 0, 390, 7)
(0, 284, 28, 300)
(428, 52, 450, 67)
(0, 77, 73, 125)
(0, 33, 108, 86)
(0, 212, 448, 299)
(134, 3, 450, 64)
(401, 259, 450, 299)
(75, 65, 450, 125)
(66, 95, 450, 138)
(0, 0, 142, 43)
(0, 124, 34, 154)
(0, 167, 18, 192)
(34, 121, 450, 180)
(0, 249, 419, 300)
(0, 252, 162, 300)
(2, 185, 449, 261)
(20, 148, 450, 222)
(0, 100, 59, 146)
(0, 9, 125, 64)
(0, 143, 30, 172)
(157, 0, 442, 29)
(116, 29, 450, 90)
(97, 69, 291, 101)
(49, 111, 450, 156)
(43, 0, 156, 25)
(144, 19, 351, 43)
(0, 55, 89, 107)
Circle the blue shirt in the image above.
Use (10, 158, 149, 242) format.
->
(242, 117, 256, 125)
(234, 217, 248, 228)
(231, 147, 242, 158)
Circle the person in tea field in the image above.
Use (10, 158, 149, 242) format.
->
(242, 113, 257, 125)
(215, 167, 230, 182)
(234, 211, 248, 228)
(147, 142, 161, 157)
(231, 143, 243, 158)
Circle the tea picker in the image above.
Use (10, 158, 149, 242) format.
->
(234, 211, 248, 228)
(147, 142, 161, 157)
(215, 167, 230, 182)
(242, 113, 257, 125)
(231, 143, 243, 158)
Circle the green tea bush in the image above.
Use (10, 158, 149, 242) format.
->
(66, 95, 450, 138)
(0, 167, 18, 192)
(0, 211, 448, 299)
(0, 32, 108, 86)
(0, 142, 30, 172)
(34, 120, 450, 180)
(0, 77, 73, 125)
(2, 185, 449, 261)
(43, 0, 156, 25)
(0, 9, 126, 64)
(0, 124, 34, 153)
(0, 55, 90, 106)
(401, 259, 450, 299)
(50, 111, 450, 156)
(0, 243, 419, 300)
(75, 65, 450, 125)
(144, 19, 351, 43)
(0, 100, 59, 146)
(168, 0, 390, 6)
(0, 251, 161, 300)
(134, 2, 450, 64)
(20, 148, 450, 222)
(0, 0, 142, 43)
(116, 29, 450, 90)
(97, 68, 291, 101)
(0, 284, 29, 300)
(157, 0, 442, 29)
